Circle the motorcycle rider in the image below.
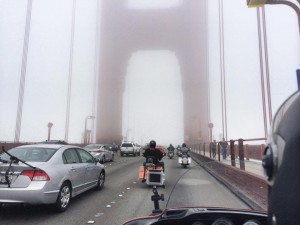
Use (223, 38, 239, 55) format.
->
(176, 145, 181, 156)
(179, 143, 190, 157)
(143, 140, 165, 171)
(167, 144, 175, 152)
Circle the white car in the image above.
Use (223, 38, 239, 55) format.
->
(84, 144, 114, 163)
(120, 142, 140, 157)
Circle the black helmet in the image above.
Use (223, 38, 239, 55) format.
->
(264, 91, 300, 224)
(182, 143, 186, 147)
(149, 140, 156, 148)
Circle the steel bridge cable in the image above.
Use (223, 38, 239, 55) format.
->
(262, 7, 273, 125)
(14, 0, 33, 142)
(204, 0, 211, 141)
(91, 0, 101, 143)
(218, 0, 228, 140)
(65, 0, 77, 142)
(257, 8, 268, 139)
(221, 0, 228, 141)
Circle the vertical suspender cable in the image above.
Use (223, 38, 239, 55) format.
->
(14, 0, 33, 142)
(92, 0, 101, 143)
(257, 8, 268, 139)
(218, 0, 225, 140)
(262, 7, 273, 125)
(205, 0, 211, 142)
(218, 0, 227, 140)
(65, 0, 77, 142)
(220, 0, 228, 140)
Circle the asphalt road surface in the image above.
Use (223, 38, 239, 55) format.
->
(0, 154, 249, 225)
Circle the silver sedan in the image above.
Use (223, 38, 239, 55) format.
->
(84, 144, 114, 163)
(0, 144, 105, 212)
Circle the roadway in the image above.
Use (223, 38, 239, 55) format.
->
(0, 154, 249, 225)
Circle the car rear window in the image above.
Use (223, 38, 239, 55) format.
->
(121, 143, 133, 147)
(1, 147, 57, 162)
(84, 145, 102, 150)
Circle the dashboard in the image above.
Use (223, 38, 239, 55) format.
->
(122, 207, 267, 225)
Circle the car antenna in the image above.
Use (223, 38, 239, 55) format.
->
(151, 185, 164, 214)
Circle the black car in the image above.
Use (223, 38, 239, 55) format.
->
(104, 143, 119, 152)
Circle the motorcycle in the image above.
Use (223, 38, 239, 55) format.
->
(178, 152, 191, 168)
(138, 156, 165, 187)
(167, 150, 174, 159)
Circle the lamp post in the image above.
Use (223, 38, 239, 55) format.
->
(247, 0, 300, 33)
(208, 122, 214, 143)
(47, 122, 53, 141)
(84, 116, 95, 144)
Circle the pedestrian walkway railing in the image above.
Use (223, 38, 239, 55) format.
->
(190, 138, 266, 177)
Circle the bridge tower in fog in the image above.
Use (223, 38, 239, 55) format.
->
(96, 1, 209, 145)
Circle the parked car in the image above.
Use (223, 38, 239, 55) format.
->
(0, 144, 105, 212)
(120, 142, 140, 157)
(84, 144, 114, 163)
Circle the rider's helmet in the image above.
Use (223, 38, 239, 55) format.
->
(149, 140, 156, 148)
(263, 91, 300, 224)
(182, 143, 186, 147)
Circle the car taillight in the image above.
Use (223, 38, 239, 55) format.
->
(21, 170, 50, 181)
(93, 150, 103, 153)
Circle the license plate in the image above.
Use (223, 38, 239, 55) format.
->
(0, 174, 12, 184)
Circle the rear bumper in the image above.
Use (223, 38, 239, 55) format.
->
(0, 181, 59, 205)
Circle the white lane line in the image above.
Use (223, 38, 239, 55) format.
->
(126, 187, 131, 190)
(95, 213, 104, 217)
(118, 194, 123, 197)
(87, 221, 95, 224)
(106, 205, 112, 208)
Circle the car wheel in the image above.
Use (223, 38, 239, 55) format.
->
(121, 153, 124, 157)
(54, 182, 71, 212)
(95, 171, 105, 190)
(100, 156, 105, 163)
(111, 154, 114, 162)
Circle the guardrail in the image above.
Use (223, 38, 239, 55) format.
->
(189, 138, 268, 211)
(190, 138, 266, 171)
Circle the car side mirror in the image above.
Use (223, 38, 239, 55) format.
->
(94, 158, 100, 164)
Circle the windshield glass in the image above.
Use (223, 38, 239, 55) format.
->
(122, 143, 133, 147)
(1, 147, 57, 162)
(84, 145, 103, 150)
(0, 1, 299, 224)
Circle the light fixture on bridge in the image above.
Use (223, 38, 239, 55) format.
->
(47, 122, 53, 141)
(84, 116, 96, 145)
(247, 0, 266, 7)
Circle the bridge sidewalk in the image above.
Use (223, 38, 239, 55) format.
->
(220, 157, 264, 178)
(191, 152, 268, 210)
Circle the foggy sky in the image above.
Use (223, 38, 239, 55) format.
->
(0, 0, 299, 145)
